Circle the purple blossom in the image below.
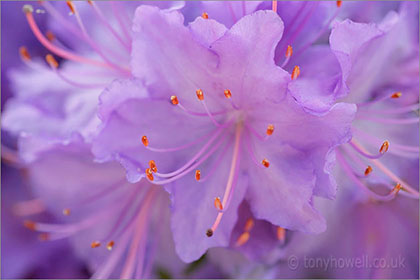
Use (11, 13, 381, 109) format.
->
(1, 1, 418, 278)
(92, 6, 356, 262)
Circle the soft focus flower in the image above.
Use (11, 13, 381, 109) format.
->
(330, 2, 419, 202)
(1, 1, 418, 279)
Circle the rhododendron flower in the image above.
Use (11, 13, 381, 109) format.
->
(92, 6, 356, 262)
(1, 1, 419, 279)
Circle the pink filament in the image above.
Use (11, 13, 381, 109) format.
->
(154, 124, 229, 178)
(336, 151, 399, 202)
(349, 139, 386, 159)
(210, 123, 243, 233)
(25, 11, 113, 69)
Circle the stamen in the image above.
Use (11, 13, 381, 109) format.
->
(391, 91, 402, 98)
(195, 89, 222, 127)
(336, 151, 403, 201)
(19, 46, 31, 61)
(336, 1, 342, 8)
(262, 159, 270, 168)
(196, 89, 204, 101)
(45, 54, 59, 68)
(170, 95, 179, 105)
(195, 170, 201, 181)
(38, 233, 50, 241)
(66, 1, 75, 14)
(46, 31, 55, 42)
(244, 218, 254, 232)
(281, 45, 293, 67)
(145, 168, 154, 181)
(272, 0, 278, 13)
(214, 197, 223, 211)
(277, 226, 286, 242)
(23, 220, 37, 231)
(286, 45, 293, 57)
(224, 89, 232, 99)
(107, 241, 115, 251)
(364, 166, 373, 176)
(291, 66, 300, 80)
(235, 232, 250, 247)
(91, 241, 101, 248)
(349, 139, 387, 159)
(266, 124, 274, 136)
(148, 160, 157, 173)
(379, 141, 389, 154)
(24, 6, 114, 70)
(201, 12, 209, 19)
(141, 136, 149, 147)
(62, 208, 71, 216)
(208, 123, 243, 236)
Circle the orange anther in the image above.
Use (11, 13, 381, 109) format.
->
(106, 241, 115, 251)
(149, 160, 157, 173)
(46, 54, 59, 68)
(277, 226, 286, 242)
(336, 1, 342, 8)
(46, 31, 55, 42)
(266, 124, 274, 136)
(146, 168, 154, 181)
(195, 170, 201, 181)
(170, 95, 179, 105)
(379, 141, 389, 154)
(235, 232, 250, 247)
(66, 1, 75, 14)
(291, 66, 300, 80)
(141, 136, 149, 147)
(364, 166, 373, 176)
(391, 92, 402, 98)
(19, 46, 31, 61)
(196, 89, 204, 101)
(23, 220, 36, 231)
(214, 197, 223, 211)
(224, 89, 232, 99)
(244, 218, 254, 232)
(91, 241, 101, 248)
(62, 208, 71, 216)
(201, 12, 209, 19)
(286, 45, 293, 58)
(262, 159, 270, 168)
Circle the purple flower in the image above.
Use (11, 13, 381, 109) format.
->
(329, 3, 419, 202)
(19, 141, 200, 279)
(92, 6, 356, 262)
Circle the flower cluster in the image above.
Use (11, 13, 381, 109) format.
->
(1, 1, 418, 279)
